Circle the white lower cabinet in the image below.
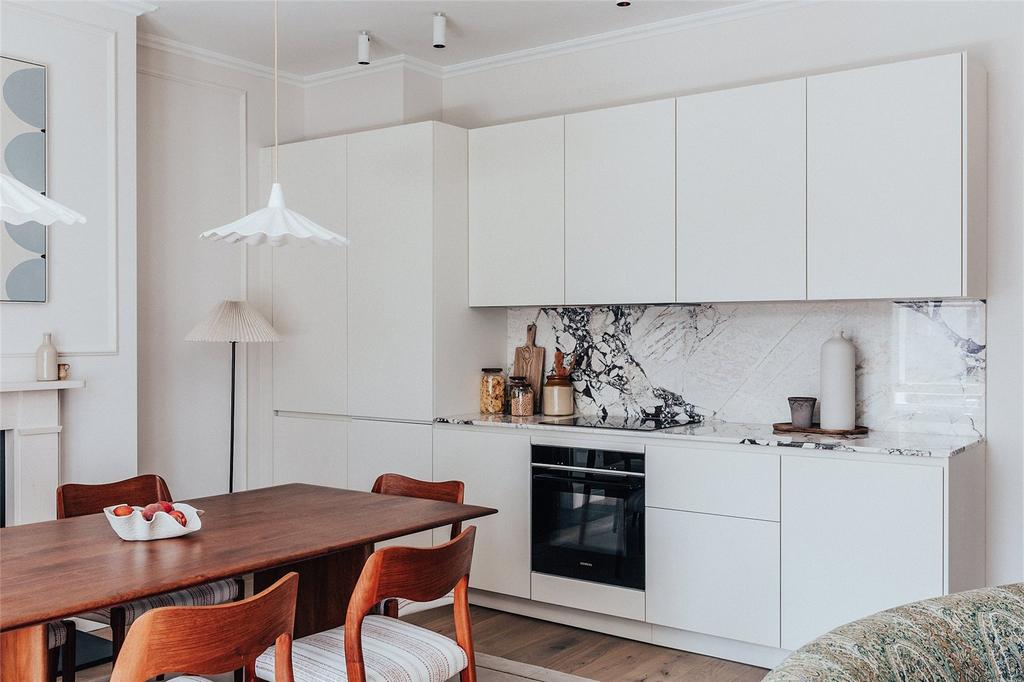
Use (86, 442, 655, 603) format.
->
(781, 456, 944, 650)
(349, 419, 434, 548)
(433, 427, 532, 599)
(272, 415, 348, 488)
(647, 507, 780, 647)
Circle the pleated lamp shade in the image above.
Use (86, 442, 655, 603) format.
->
(185, 300, 280, 343)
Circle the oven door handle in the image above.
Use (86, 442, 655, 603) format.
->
(531, 463, 645, 478)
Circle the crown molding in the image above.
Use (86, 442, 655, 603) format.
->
(101, 1, 158, 16)
(440, 0, 806, 78)
(138, 33, 307, 87)
(138, 0, 805, 87)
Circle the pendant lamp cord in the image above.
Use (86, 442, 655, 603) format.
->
(273, 0, 279, 183)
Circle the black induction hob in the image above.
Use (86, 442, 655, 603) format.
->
(538, 413, 696, 431)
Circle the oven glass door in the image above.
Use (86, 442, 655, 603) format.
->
(531, 466, 645, 589)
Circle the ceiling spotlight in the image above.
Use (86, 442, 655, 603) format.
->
(433, 12, 446, 48)
(357, 30, 370, 65)
(617, 1, 631, 5)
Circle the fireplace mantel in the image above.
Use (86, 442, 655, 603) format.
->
(1, 380, 84, 525)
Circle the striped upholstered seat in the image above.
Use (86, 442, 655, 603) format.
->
(83, 578, 239, 626)
(47, 620, 69, 649)
(255, 615, 468, 682)
(392, 592, 455, 618)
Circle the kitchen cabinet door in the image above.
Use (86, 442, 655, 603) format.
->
(469, 116, 565, 307)
(347, 123, 434, 421)
(433, 427, 531, 598)
(647, 508, 780, 647)
(781, 456, 944, 650)
(807, 53, 963, 299)
(677, 79, 806, 303)
(272, 415, 348, 489)
(269, 137, 348, 414)
(349, 419, 434, 548)
(565, 99, 676, 305)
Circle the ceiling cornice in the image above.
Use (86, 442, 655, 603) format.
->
(101, 1, 158, 16)
(138, 0, 806, 88)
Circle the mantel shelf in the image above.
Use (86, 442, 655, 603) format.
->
(0, 380, 85, 393)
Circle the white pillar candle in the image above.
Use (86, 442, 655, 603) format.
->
(820, 331, 856, 430)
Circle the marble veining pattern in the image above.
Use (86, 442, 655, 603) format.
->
(507, 300, 985, 437)
(433, 415, 980, 458)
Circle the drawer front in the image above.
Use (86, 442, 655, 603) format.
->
(647, 445, 780, 521)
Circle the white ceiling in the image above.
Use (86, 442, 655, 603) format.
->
(140, 1, 744, 76)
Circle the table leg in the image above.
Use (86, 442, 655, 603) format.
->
(253, 543, 373, 637)
(1, 623, 48, 682)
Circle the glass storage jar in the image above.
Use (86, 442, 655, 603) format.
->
(480, 368, 506, 414)
(509, 376, 535, 417)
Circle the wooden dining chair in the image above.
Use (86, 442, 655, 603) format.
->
(56, 475, 245, 663)
(255, 526, 478, 682)
(46, 620, 76, 682)
(109, 572, 298, 682)
(371, 473, 465, 618)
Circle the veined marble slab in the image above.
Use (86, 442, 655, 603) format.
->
(507, 300, 985, 437)
(434, 414, 982, 458)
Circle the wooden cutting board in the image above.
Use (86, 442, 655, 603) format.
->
(513, 324, 545, 414)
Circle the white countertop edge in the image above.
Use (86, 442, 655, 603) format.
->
(433, 414, 983, 459)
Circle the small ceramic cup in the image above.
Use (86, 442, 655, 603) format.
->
(57, 363, 71, 380)
(788, 397, 817, 428)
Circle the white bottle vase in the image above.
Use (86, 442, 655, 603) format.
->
(820, 332, 856, 430)
(35, 333, 58, 381)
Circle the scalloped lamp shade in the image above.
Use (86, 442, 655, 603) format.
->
(185, 300, 280, 343)
(1, 173, 86, 226)
(198, 183, 349, 247)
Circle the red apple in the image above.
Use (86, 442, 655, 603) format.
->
(157, 500, 173, 513)
(141, 502, 162, 521)
(111, 504, 134, 517)
(168, 510, 188, 527)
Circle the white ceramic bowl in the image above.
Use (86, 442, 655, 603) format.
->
(103, 503, 203, 541)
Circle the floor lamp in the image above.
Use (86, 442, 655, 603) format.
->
(186, 300, 279, 493)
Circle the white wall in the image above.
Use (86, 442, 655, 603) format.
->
(443, 0, 1024, 585)
(0, 1, 138, 485)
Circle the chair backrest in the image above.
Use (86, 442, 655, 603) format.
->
(344, 527, 477, 682)
(57, 474, 173, 519)
(109, 573, 298, 682)
(371, 473, 465, 539)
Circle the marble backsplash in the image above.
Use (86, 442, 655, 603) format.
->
(506, 300, 986, 437)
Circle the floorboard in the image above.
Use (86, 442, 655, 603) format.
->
(406, 605, 769, 682)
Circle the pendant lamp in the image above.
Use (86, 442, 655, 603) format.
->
(199, 0, 348, 247)
(1, 173, 86, 226)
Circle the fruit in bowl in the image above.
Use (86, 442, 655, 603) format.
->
(168, 510, 188, 527)
(111, 504, 135, 517)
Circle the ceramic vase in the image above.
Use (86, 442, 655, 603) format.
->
(820, 332, 856, 430)
(35, 333, 58, 381)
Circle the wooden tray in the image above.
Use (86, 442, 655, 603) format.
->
(773, 422, 869, 436)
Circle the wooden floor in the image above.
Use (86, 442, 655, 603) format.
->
(76, 606, 767, 682)
(407, 605, 768, 682)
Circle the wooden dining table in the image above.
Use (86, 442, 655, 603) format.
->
(0, 483, 497, 681)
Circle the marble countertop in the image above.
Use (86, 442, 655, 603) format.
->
(434, 414, 983, 458)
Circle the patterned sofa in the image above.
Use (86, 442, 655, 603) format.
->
(765, 584, 1024, 681)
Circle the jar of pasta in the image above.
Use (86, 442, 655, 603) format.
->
(509, 376, 535, 417)
(480, 368, 505, 414)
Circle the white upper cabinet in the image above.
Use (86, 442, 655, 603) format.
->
(469, 117, 565, 307)
(347, 123, 435, 422)
(677, 79, 806, 303)
(268, 138, 348, 415)
(564, 99, 676, 305)
(807, 52, 982, 300)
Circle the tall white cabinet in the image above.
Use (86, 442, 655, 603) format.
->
(807, 52, 986, 299)
(564, 99, 676, 305)
(262, 121, 505, 491)
(676, 79, 806, 303)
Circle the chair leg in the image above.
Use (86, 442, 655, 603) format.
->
(234, 577, 247, 682)
(47, 645, 60, 682)
(62, 620, 76, 682)
(110, 607, 126, 663)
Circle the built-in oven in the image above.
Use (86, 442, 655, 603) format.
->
(531, 441, 645, 590)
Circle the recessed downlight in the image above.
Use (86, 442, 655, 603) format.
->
(617, 1, 631, 6)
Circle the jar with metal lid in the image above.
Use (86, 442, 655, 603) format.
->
(508, 376, 535, 417)
(480, 368, 506, 414)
